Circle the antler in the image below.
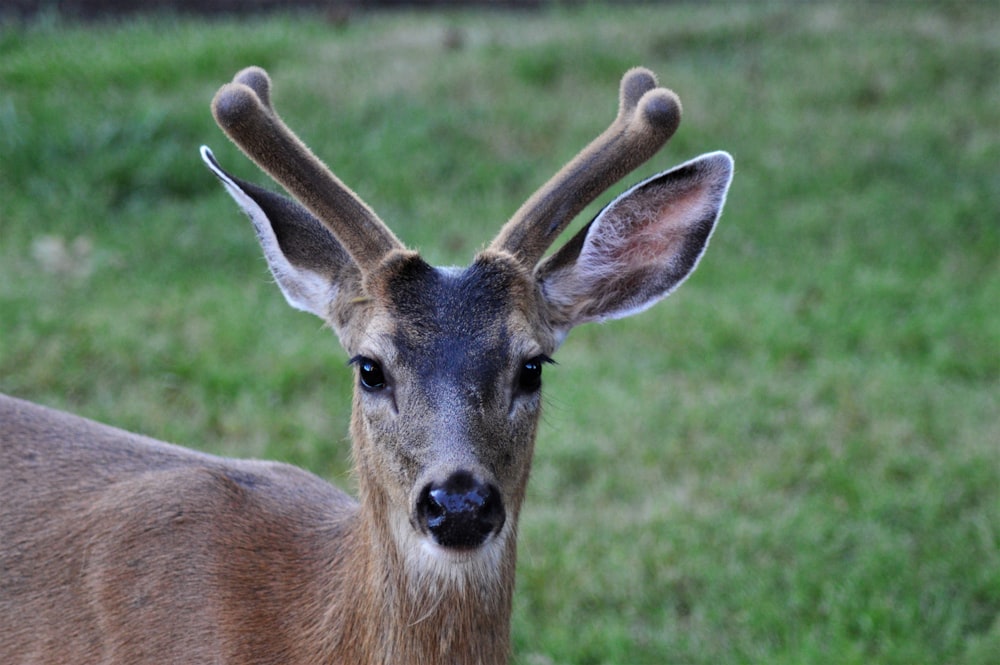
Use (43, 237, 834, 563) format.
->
(488, 67, 682, 267)
(211, 67, 404, 272)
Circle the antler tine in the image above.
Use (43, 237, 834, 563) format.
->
(488, 67, 682, 267)
(211, 66, 404, 272)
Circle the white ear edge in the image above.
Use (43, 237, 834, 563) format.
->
(539, 150, 734, 346)
(200, 146, 336, 317)
(580, 150, 734, 320)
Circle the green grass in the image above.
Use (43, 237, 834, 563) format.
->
(2, 4, 998, 663)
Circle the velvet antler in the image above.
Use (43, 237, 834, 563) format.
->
(488, 67, 682, 267)
(211, 67, 404, 272)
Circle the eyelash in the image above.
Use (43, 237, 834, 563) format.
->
(517, 355, 554, 394)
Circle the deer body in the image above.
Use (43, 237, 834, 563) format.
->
(0, 67, 733, 664)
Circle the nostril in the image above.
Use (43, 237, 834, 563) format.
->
(417, 472, 506, 550)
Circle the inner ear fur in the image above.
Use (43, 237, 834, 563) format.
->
(535, 151, 733, 335)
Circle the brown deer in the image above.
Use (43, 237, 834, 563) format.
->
(0, 66, 733, 664)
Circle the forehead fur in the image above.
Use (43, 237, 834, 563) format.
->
(398, 253, 533, 347)
(355, 251, 550, 370)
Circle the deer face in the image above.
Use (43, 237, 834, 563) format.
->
(346, 252, 553, 558)
(202, 65, 733, 569)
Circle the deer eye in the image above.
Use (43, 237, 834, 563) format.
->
(351, 356, 387, 392)
(517, 355, 552, 394)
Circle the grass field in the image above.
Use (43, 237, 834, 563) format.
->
(2, 3, 998, 663)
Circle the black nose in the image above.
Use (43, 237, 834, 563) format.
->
(416, 471, 506, 550)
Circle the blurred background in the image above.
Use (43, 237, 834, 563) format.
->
(7, 0, 573, 20)
(1, 2, 997, 663)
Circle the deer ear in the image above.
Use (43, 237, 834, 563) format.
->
(536, 151, 733, 342)
(200, 146, 357, 319)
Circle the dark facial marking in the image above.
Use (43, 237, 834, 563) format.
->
(387, 256, 519, 408)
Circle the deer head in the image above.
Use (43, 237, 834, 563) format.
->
(200, 65, 733, 586)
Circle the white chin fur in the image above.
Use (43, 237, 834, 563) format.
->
(394, 512, 508, 594)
